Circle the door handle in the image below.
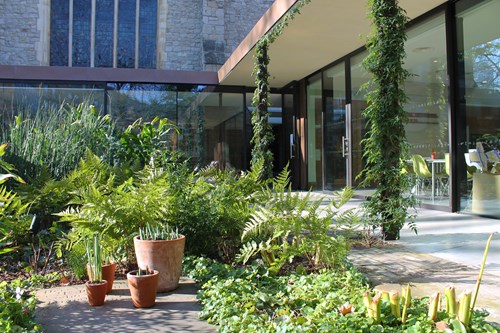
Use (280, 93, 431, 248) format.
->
(342, 136, 349, 158)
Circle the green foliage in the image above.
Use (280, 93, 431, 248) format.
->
(139, 224, 179, 241)
(2, 100, 114, 181)
(251, 40, 274, 179)
(185, 257, 498, 333)
(86, 234, 103, 283)
(360, 0, 416, 239)
(0, 278, 43, 332)
(112, 116, 181, 168)
(0, 144, 31, 256)
(250, 0, 311, 179)
(237, 166, 355, 274)
(174, 163, 264, 260)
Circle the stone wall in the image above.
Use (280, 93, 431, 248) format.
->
(0, 0, 47, 66)
(163, 0, 203, 71)
(0, 0, 274, 71)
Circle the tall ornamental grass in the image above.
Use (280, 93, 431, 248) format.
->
(2, 100, 114, 180)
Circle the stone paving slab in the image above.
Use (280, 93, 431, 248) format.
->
(35, 277, 217, 333)
(348, 244, 500, 324)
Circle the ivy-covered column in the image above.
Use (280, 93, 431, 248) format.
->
(251, 39, 274, 179)
(360, 0, 416, 239)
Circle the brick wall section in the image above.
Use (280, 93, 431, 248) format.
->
(0, 0, 41, 65)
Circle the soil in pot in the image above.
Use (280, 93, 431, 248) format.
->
(127, 270, 159, 308)
(85, 280, 108, 306)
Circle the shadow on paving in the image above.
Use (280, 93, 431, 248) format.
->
(35, 279, 217, 333)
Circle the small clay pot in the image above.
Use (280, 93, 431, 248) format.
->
(86, 262, 116, 294)
(127, 270, 159, 308)
(85, 280, 108, 306)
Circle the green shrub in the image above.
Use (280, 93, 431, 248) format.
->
(237, 166, 357, 274)
(0, 278, 43, 332)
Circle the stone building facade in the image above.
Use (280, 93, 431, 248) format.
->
(0, 0, 274, 71)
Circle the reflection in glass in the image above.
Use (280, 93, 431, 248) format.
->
(306, 74, 323, 189)
(457, 0, 500, 217)
(73, 0, 91, 67)
(350, 52, 372, 190)
(139, 0, 157, 69)
(404, 13, 449, 206)
(95, 0, 114, 67)
(323, 63, 346, 190)
(50, 1, 69, 66)
(117, 1, 136, 68)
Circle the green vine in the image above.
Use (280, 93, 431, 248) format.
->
(251, 0, 311, 179)
(360, 0, 416, 239)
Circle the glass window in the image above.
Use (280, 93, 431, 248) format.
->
(50, 1, 69, 66)
(323, 62, 346, 191)
(404, 13, 450, 206)
(350, 51, 372, 190)
(456, 0, 500, 217)
(95, 0, 114, 68)
(139, 0, 157, 69)
(306, 74, 323, 189)
(73, 0, 91, 67)
(117, 0, 136, 68)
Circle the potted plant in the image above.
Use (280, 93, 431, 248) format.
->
(133, 224, 185, 292)
(86, 248, 116, 294)
(85, 234, 108, 306)
(127, 266, 159, 308)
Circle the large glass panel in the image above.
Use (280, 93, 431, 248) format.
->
(107, 83, 177, 128)
(190, 92, 244, 170)
(117, 0, 136, 68)
(457, 0, 500, 217)
(404, 13, 450, 206)
(306, 74, 323, 189)
(50, 0, 69, 66)
(95, 0, 114, 68)
(323, 62, 346, 191)
(139, 0, 157, 69)
(73, 0, 91, 67)
(350, 51, 372, 191)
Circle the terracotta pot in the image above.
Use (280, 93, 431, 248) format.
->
(85, 280, 108, 306)
(133, 235, 185, 292)
(127, 270, 159, 308)
(86, 262, 117, 294)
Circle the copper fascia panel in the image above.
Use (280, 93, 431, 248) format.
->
(0, 65, 219, 85)
(217, 0, 297, 84)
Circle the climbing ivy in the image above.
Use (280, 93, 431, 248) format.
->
(251, 0, 311, 179)
(360, 0, 416, 239)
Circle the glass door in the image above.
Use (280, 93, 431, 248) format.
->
(323, 63, 349, 190)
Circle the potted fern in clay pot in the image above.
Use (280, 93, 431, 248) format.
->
(127, 266, 159, 308)
(85, 234, 108, 306)
(133, 224, 185, 293)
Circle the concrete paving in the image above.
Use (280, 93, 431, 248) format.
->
(35, 277, 217, 333)
(34, 196, 500, 330)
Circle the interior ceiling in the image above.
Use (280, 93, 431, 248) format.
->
(219, 0, 448, 88)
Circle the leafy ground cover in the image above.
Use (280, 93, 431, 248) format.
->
(185, 257, 498, 333)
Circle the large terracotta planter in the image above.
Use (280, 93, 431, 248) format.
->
(87, 262, 116, 294)
(85, 280, 108, 306)
(133, 235, 185, 292)
(127, 270, 159, 308)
